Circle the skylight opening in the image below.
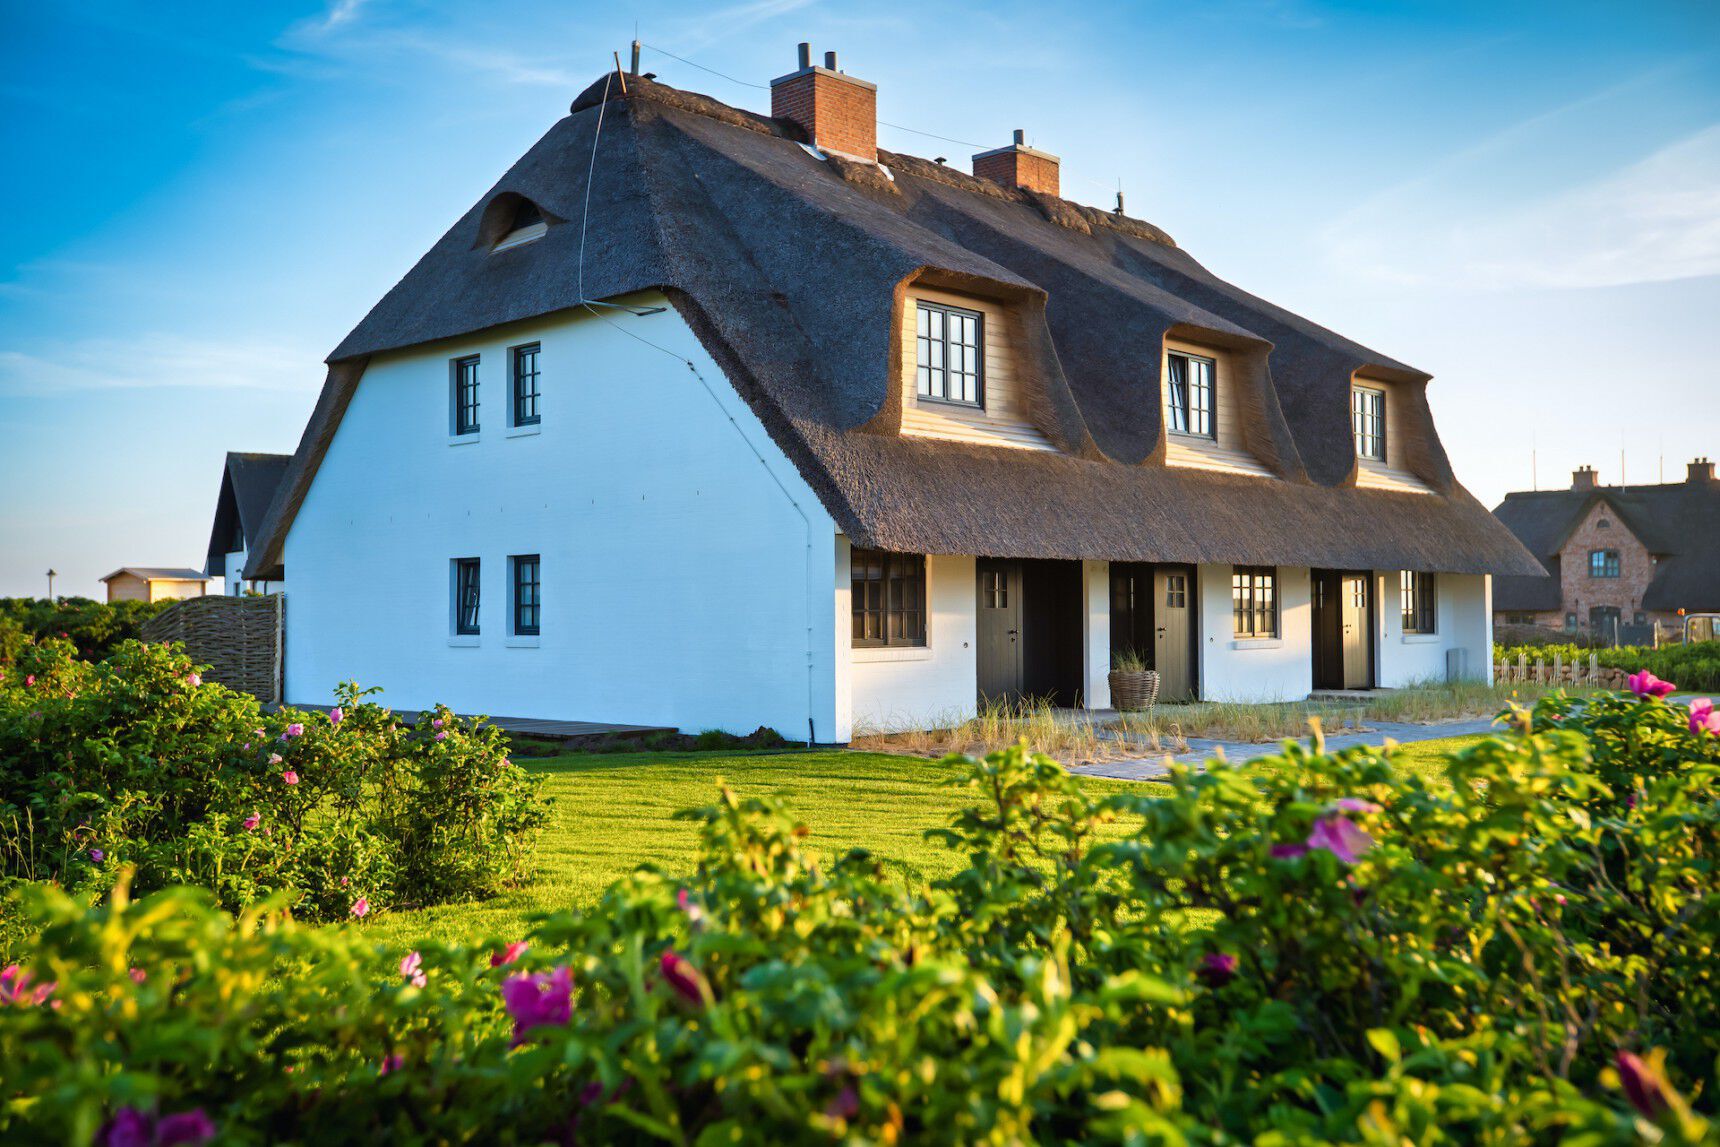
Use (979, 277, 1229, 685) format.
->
(481, 195, 551, 252)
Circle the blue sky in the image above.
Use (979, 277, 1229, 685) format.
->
(2, 0, 1717, 597)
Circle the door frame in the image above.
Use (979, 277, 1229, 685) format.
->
(1312, 569, 1377, 691)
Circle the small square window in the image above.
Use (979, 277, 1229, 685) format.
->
(852, 549, 927, 647)
(1588, 549, 1620, 578)
(1231, 566, 1277, 638)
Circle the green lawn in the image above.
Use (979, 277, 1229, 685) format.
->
(364, 735, 1485, 949)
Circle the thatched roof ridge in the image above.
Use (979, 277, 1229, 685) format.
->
(246, 72, 1540, 581)
(204, 452, 292, 579)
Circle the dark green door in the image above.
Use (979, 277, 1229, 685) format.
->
(976, 559, 1023, 703)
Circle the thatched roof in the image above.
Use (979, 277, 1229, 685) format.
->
(204, 452, 291, 579)
(1493, 476, 1720, 612)
(246, 73, 1541, 581)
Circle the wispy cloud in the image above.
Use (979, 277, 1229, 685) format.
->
(0, 336, 321, 398)
(663, 0, 818, 54)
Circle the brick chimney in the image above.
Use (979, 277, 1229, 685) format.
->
(1572, 465, 1598, 490)
(770, 43, 876, 162)
(972, 129, 1060, 196)
(1689, 457, 1716, 484)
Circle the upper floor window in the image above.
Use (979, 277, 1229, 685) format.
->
(1589, 549, 1621, 578)
(452, 355, 480, 436)
(852, 548, 926, 648)
(915, 301, 982, 406)
(1166, 351, 1215, 438)
(494, 199, 548, 251)
(1232, 566, 1277, 638)
(453, 558, 481, 635)
(512, 343, 541, 427)
(1400, 570, 1436, 634)
(511, 554, 540, 636)
(1352, 384, 1385, 461)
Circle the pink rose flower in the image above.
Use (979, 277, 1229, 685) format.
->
(285, 723, 304, 738)
(99, 1106, 216, 1147)
(0, 965, 56, 1007)
(501, 965, 573, 1044)
(268, 753, 283, 765)
(88, 848, 104, 863)
(432, 718, 445, 730)
(659, 950, 709, 1007)
(1616, 1051, 1668, 1118)
(1306, 815, 1375, 864)
(242, 814, 260, 831)
(490, 940, 529, 967)
(1198, 952, 1238, 987)
(129, 967, 147, 984)
(329, 707, 344, 726)
(400, 951, 427, 988)
(1689, 698, 1720, 735)
(24, 675, 35, 687)
(379, 1053, 405, 1076)
(282, 770, 299, 785)
(351, 898, 370, 918)
(434, 731, 448, 741)
(185, 672, 201, 688)
(1627, 670, 1676, 699)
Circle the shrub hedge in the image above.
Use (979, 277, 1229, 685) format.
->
(1495, 639, 1720, 692)
(0, 638, 546, 927)
(1, 680, 1716, 1143)
(0, 597, 174, 664)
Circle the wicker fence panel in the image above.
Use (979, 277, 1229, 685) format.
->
(141, 594, 283, 704)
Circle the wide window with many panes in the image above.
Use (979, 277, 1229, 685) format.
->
(453, 355, 481, 435)
(915, 301, 982, 406)
(453, 558, 481, 635)
(1166, 351, 1215, 438)
(511, 554, 540, 636)
(1400, 570, 1436, 633)
(1589, 549, 1620, 578)
(1352, 384, 1385, 461)
(1232, 566, 1277, 638)
(851, 548, 927, 648)
(511, 344, 540, 427)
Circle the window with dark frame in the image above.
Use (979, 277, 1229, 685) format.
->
(453, 558, 481, 635)
(851, 548, 927, 648)
(1166, 351, 1215, 438)
(1564, 612, 1578, 631)
(511, 344, 540, 427)
(1400, 570, 1437, 634)
(511, 554, 540, 636)
(453, 355, 481, 435)
(915, 301, 983, 406)
(1589, 549, 1621, 578)
(1352, 385, 1385, 461)
(1231, 566, 1277, 638)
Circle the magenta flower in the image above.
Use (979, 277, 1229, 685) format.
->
(659, 950, 709, 1007)
(129, 967, 147, 984)
(282, 770, 299, 785)
(1269, 842, 1309, 860)
(24, 675, 35, 687)
(340, 875, 350, 886)
(242, 813, 260, 831)
(0, 965, 56, 1007)
(1689, 698, 1720, 735)
(490, 940, 529, 967)
(825, 1084, 861, 1121)
(253, 727, 265, 736)
(154, 1110, 217, 1146)
(1306, 815, 1375, 864)
(184, 672, 201, 688)
(99, 1108, 151, 1147)
(351, 897, 370, 918)
(99, 1107, 216, 1147)
(379, 1053, 405, 1076)
(400, 951, 427, 988)
(1616, 1051, 1668, 1118)
(434, 731, 448, 741)
(268, 752, 283, 765)
(677, 888, 707, 927)
(432, 717, 445, 730)
(1198, 952, 1239, 987)
(501, 965, 574, 1044)
(285, 723, 305, 738)
(89, 848, 105, 863)
(329, 707, 344, 726)
(1627, 670, 1676, 700)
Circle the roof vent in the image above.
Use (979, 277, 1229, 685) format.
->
(972, 128, 1061, 197)
(477, 193, 554, 251)
(1572, 465, 1598, 490)
(769, 43, 877, 162)
(1689, 457, 1716, 484)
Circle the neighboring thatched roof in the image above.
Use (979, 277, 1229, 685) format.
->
(1492, 476, 1720, 612)
(246, 72, 1541, 581)
(204, 452, 292, 579)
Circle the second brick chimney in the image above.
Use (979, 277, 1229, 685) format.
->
(770, 43, 876, 162)
(1572, 465, 1598, 490)
(972, 129, 1061, 196)
(1689, 457, 1716, 484)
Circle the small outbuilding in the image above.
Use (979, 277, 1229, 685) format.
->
(100, 567, 210, 604)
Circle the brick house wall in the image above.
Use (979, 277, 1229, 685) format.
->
(1552, 499, 1674, 633)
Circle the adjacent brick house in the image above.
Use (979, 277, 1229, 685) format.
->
(1492, 459, 1720, 640)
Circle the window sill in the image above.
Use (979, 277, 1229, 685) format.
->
(1401, 633, 1441, 644)
(505, 635, 541, 648)
(852, 646, 934, 663)
(1168, 430, 1219, 443)
(505, 424, 541, 438)
(1230, 637, 1282, 650)
(914, 395, 985, 412)
(448, 434, 481, 446)
(447, 635, 480, 647)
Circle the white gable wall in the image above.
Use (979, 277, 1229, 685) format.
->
(1373, 571, 1492, 686)
(283, 294, 840, 739)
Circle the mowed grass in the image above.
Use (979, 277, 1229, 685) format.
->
(363, 734, 1488, 949)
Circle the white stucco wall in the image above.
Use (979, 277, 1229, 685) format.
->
(1374, 571, 1492, 687)
(1196, 564, 1315, 702)
(847, 552, 979, 733)
(283, 294, 839, 738)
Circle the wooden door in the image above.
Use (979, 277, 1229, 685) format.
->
(1109, 562, 1153, 666)
(976, 559, 1023, 703)
(1153, 566, 1194, 701)
(1341, 573, 1371, 689)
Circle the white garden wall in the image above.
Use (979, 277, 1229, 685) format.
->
(283, 294, 840, 739)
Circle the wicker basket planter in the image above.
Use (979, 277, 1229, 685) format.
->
(1108, 669, 1160, 712)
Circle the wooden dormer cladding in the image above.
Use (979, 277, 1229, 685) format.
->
(1159, 337, 1273, 478)
(1352, 373, 1435, 494)
(897, 285, 1054, 451)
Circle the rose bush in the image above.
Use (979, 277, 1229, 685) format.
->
(0, 681, 1715, 1143)
(0, 637, 545, 928)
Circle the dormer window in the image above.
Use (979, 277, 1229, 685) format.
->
(1352, 384, 1385, 461)
(492, 198, 548, 252)
(915, 300, 983, 406)
(1165, 351, 1214, 438)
